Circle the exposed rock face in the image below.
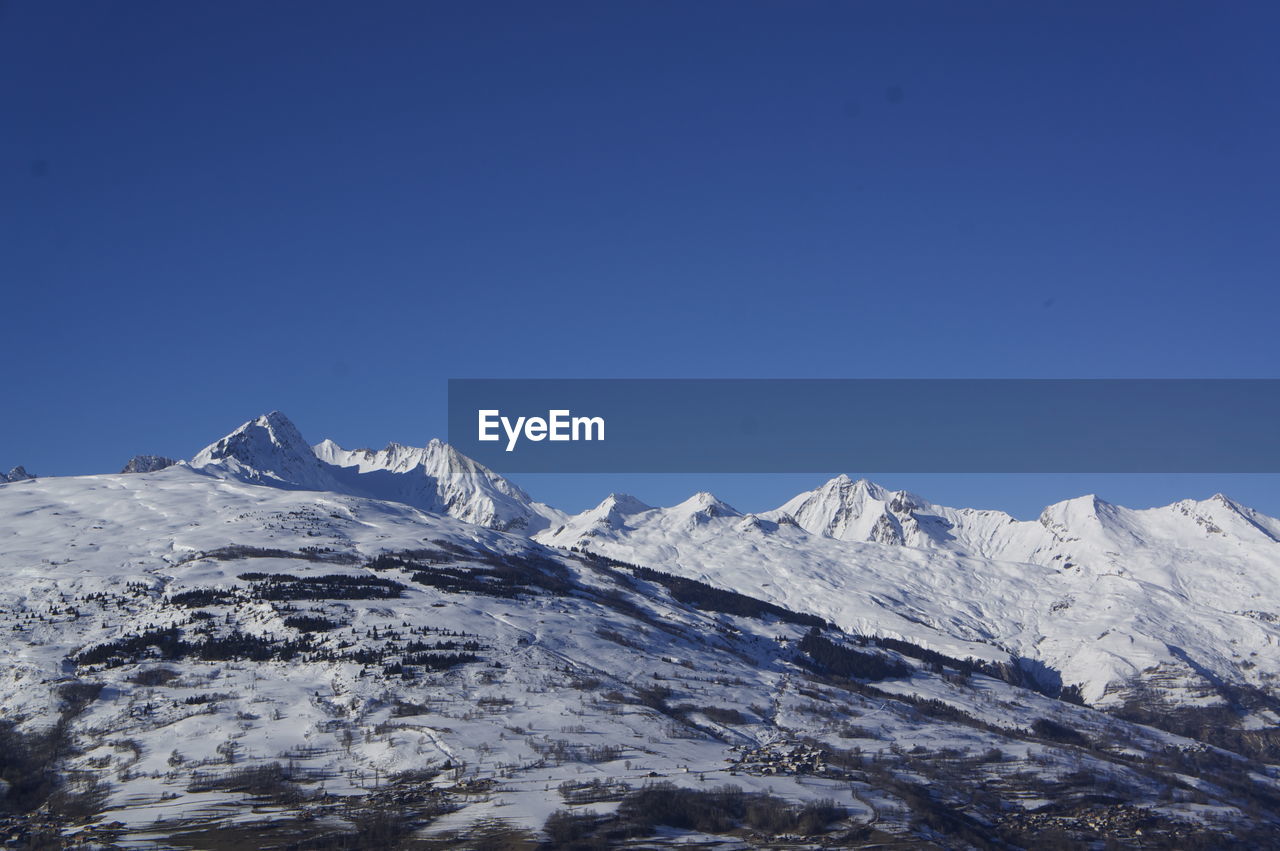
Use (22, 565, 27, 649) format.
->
(121, 455, 178, 474)
(0, 466, 35, 483)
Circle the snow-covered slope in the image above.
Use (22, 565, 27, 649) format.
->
(192, 412, 563, 533)
(3, 464, 1277, 846)
(538, 480, 1280, 707)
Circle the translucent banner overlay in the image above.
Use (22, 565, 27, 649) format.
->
(447, 379, 1280, 473)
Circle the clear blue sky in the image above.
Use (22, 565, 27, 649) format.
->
(3, 2, 1277, 517)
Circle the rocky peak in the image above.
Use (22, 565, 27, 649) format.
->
(121, 455, 178, 474)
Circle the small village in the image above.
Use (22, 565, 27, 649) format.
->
(727, 742, 831, 778)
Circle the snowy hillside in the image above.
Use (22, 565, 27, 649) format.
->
(1, 415, 1279, 846)
(538, 479, 1280, 708)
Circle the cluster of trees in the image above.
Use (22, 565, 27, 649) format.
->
(283, 614, 340, 633)
(169, 588, 237, 607)
(398, 651, 481, 670)
(0, 683, 110, 824)
(1115, 683, 1280, 762)
(867, 634, 1084, 704)
(187, 761, 303, 802)
(403, 639, 482, 653)
(543, 782, 844, 846)
(367, 548, 575, 599)
(798, 628, 912, 681)
(75, 627, 315, 667)
(246, 573, 406, 602)
(623, 562, 828, 628)
(530, 739, 624, 765)
(204, 544, 355, 563)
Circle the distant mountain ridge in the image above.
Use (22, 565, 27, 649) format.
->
(536, 476, 1280, 706)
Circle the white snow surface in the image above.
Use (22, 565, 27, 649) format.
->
(2, 465, 1116, 838)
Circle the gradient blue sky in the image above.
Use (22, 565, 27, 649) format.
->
(3, 2, 1277, 516)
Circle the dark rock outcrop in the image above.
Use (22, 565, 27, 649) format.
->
(121, 455, 178, 474)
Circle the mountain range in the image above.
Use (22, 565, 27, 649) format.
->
(1, 411, 1278, 847)
(186, 412, 1280, 708)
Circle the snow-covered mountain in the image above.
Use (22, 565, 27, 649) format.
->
(191, 410, 345, 490)
(772, 475, 928, 545)
(182, 415, 1280, 709)
(192, 411, 564, 533)
(3, 413, 1280, 846)
(313, 435, 564, 532)
(772, 473, 1280, 575)
(537, 477, 1280, 708)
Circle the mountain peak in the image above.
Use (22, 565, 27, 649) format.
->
(1209, 493, 1243, 512)
(247, 410, 307, 444)
(597, 493, 652, 516)
(773, 475, 906, 542)
(192, 411, 332, 487)
(257, 409, 294, 425)
(673, 492, 740, 519)
(570, 493, 653, 533)
(1037, 494, 1117, 536)
(0, 465, 35, 483)
(246, 411, 307, 447)
(196, 411, 309, 458)
(821, 475, 892, 500)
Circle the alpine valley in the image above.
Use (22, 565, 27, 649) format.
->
(2, 412, 1278, 848)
